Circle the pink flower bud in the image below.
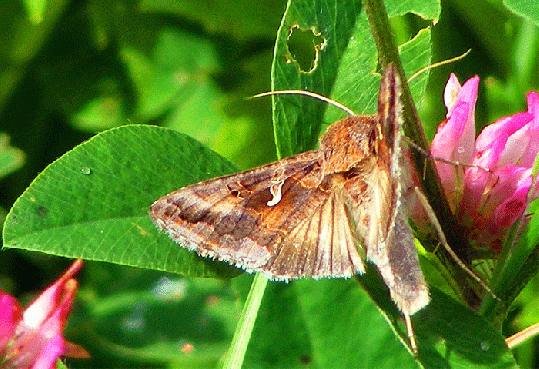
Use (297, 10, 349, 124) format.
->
(430, 74, 539, 252)
(0, 260, 89, 369)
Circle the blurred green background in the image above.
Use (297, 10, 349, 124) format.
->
(0, 0, 538, 367)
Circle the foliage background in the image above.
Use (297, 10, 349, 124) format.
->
(0, 0, 538, 367)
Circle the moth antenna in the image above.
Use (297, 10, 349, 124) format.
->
(252, 51, 471, 116)
(404, 136, 491, 173)
(413, 188, 499, 300)
(408, 49, 472, 82)
(251, 90, 357, 117)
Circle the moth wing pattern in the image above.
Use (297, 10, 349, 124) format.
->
(149, 151, 365, 280)
(363, 64, 429, 315)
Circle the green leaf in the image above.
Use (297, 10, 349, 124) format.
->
(64, 261, 241, 366)
(235, 276, 316, 369)
(71, 87, 125, 132)
(481, 205, 539, 323)
(294, 278, 417, 368)
(271, 0, 436, 157)
(358, 264, 514, 368)
(414, 288, 516, 368)
(2, 125, 240, 278)
(22, 0, 47, 24)
(139, 0, 285, 40)
(73, 266, 239, 366)
(271, 0, 363, 158)
(385, 0, 440, 19)
(504, 0, 539, 27)
(122, 29, 221, 122)
(0, 133, 24, 179)
(236, 271, 515, 368)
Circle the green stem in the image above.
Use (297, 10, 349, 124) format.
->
(220, 274, 268, 369)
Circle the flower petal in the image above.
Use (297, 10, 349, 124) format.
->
(517, 91, 539, 166)
(444, 73, 462, 114)
(493, 185, 529, 230)
(0, 291, 21, 348)
(433, 76, 479, 164)
(30, 333, 64, 369)
(7, 261, 83, 369)
(475, 112, 533, 168)
(432, 75, 479, 205)
(22, 260, 83, 330)
(481, 165, 530, 228)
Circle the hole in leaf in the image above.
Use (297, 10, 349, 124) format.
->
(285, 24, 326, 73)
(389, 13, 431, 46)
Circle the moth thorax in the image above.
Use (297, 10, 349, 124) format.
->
(319, 116, 377, 173)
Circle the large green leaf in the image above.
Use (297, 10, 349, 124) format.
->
(294, 278, 417, 368)
(413, 288, 516, 368)
(71, 264, 239, 367)
(236, 272, 515, 368)
(236, 276, 315, 369)
(2, 125, 239, 277)
(271, 0, 363, 158)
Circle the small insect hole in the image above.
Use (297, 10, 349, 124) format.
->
(286, 24, 326, 73)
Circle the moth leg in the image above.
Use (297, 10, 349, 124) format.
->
(412, 187, 498, 300)
(404, 136, 490, 172)
(404, 313, 418, 355)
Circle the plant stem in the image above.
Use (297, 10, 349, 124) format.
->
(220, 274, 268, 369)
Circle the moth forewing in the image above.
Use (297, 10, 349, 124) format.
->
(371, 64, 430, 316)
(384, 208, 430, 315)
(354, 66, 429, 353)
(149, 148, 367, 280)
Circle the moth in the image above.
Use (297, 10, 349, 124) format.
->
(149, 64, 429, 351)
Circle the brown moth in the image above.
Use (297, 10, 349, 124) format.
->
(149, 64, 429, 351)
